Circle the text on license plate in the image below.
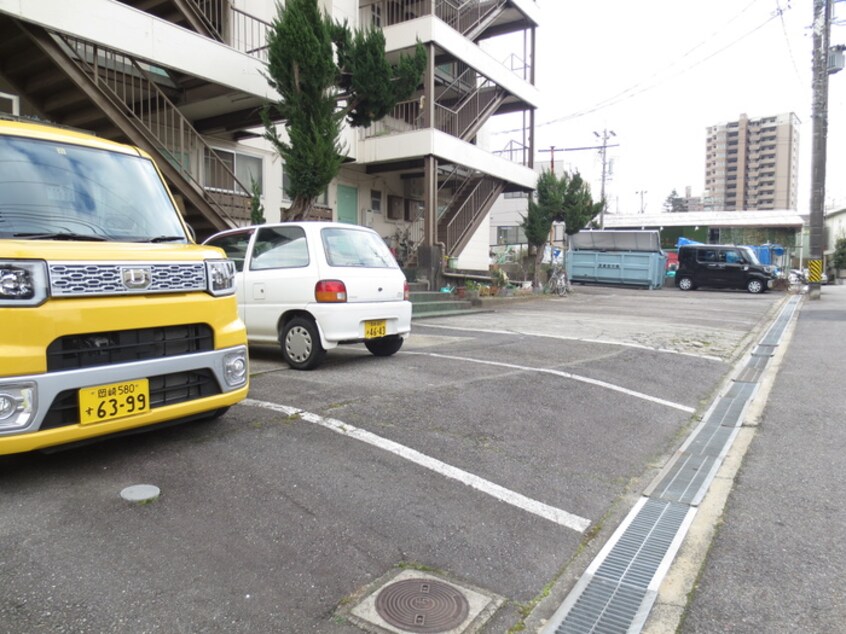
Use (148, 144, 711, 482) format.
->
(364, 319, 387, 339)
(79, 379, 150, 425)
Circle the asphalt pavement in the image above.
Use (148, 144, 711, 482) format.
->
(647, 283, 846, 633)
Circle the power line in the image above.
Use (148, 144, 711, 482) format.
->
(775, 0, 804, 82)
(493, 4, 784, 135)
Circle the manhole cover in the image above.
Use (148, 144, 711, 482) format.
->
(375, 578, 470, 633)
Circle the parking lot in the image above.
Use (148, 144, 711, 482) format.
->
(0, 286, 786, 633)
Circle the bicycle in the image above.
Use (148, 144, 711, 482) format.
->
(545, 264, 569, 296)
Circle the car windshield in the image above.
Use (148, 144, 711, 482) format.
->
(0, 134, 187, 242)
(739, 247, 761, 265)
(321, 227, 398, 268)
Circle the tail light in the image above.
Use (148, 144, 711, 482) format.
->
(315, 279, 347, 303)
(403, 281, 410, 301)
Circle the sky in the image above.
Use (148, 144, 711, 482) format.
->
(488, 0, 846, 215)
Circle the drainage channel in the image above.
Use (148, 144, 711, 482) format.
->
(542, 295, 802, 634)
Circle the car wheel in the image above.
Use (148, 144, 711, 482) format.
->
(747, 279, 764, 294)
(280, 317, 326, 370)
(364, 335, 404, 357)
(677, 276, 695, 291)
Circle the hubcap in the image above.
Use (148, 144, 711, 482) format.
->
(285, 326, 312, 362)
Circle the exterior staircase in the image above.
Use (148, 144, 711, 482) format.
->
(408, 282, 486, 319)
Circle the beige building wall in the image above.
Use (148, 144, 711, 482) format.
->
(704, 112, 799, 211)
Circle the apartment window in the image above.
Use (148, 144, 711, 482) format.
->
(497, 226, 526, 245)
(370, 189, 383, 213)
(204, 148, 262, 194)
(387, 195, 404, 220)
(371, 4, 382, 27)
(405, 199, 424, 222)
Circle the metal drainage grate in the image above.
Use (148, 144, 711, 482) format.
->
(701, 382, 757, 428)
(545, 295, 801, 633)
(375, 578, 470, 633)
(759, 296, 800, 346)
(551, 499, 693, 634)
(751, 344, 777, 357)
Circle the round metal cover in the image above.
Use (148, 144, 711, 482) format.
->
(375, 578, 469, 633)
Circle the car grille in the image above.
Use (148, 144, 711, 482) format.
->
(49, 262, 206, 297)
(39, 370, 221, 430)
(46, 325, 214, 371)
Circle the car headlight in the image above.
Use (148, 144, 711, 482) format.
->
(206, 259, 236, 296)
(0, 260, 48, 306)
(0, 383, 36, 430)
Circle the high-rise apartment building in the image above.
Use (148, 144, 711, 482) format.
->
(704, 112, 799, 211)
(0, 0, 539, 279)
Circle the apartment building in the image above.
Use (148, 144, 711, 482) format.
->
(0, 0, 539, 279)
(704, 112, 799, 211)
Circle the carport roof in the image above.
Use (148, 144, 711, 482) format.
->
(603, 210, 806, 229)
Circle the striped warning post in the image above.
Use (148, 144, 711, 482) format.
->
(807, 259, 823, 283)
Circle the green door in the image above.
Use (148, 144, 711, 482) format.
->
(337, 185, 358, 224)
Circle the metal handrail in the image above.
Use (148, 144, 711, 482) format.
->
(435, 0, 507, 38)
(55, 33, 250, 224)
(170, 0, 272, 61)
(442, 174, 501, 253)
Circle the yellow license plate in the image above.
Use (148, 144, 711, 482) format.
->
(364, 319, 387, 339)
(79, 379, 150, 425)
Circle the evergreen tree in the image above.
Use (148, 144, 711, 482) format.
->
(521, 170, 601, 287)
(556, 172, 603, 237)
(663, 189, 688, 213)
(263, 0, 426, 220)
(249, 178, 266, 225)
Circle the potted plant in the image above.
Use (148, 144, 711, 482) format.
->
(464, 279, 481, 300)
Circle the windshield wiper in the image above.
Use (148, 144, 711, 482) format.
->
(147, 235, 187, 243)
(13, 232, 108, 241)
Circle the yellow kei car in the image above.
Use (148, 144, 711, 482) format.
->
(0, 118, 249, 454)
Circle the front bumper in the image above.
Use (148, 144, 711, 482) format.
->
(0, 345, 248, 454)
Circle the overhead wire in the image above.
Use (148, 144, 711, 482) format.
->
(493, 2, 785, 135)
(775, 0, 803, 82)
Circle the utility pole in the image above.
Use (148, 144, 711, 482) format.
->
(594, 129, 616, 228)
(636, 190, 648, 214)
(808, 0, 832, 298)
(538, 146, 563, 172)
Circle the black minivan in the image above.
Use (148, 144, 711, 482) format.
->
(675, 244, 776, 294)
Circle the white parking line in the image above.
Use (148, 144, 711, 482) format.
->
(242, 398, 592, 533)
(403, 351, 696, 414)
(415, 323, 724, 362)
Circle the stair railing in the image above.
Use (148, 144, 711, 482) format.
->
(434, 76, 504, 140)
(435, 0, 507, 38)
(180, 0, 271, 61)
(55, 33, 250, 224)
(441, 175, 501, 254)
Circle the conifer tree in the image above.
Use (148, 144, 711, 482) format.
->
(521, 170, 602, 287)
(263, 0, 426, 220)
